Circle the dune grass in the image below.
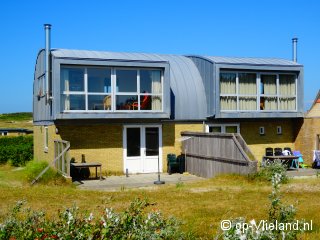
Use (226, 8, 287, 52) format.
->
(0, 112, 33, 130)
(0, 165, 319, 239)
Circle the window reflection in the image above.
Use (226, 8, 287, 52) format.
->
(88, 68, 111, 93)
(116, 69, 137, 92)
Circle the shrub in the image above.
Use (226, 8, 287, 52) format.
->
(249, 161, 289, 184)
(0, 136, 33, 166)
(24, 160, 67, 185)
(0, 198, 189, 239)
(220, 166, 304, 240)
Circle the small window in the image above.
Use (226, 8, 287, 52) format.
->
(44, 126, 48, 152)
(1, 131, 8, 136)
(277, 126, 282, 135)
(209, 126, 222, 133)
(259, 127, 265, 135)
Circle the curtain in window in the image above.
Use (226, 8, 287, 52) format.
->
(151, 71, 162, 110)
(239, 73, 257, 94)
(264, 97, 277, 110)
(279, 97, 296, 110)
(62, 70, 70, 110)
(261, 75, 277, 95)
(279, 75, 296, 95)
(220, 96, 237, 110)
(220, 73, 236, 94)
(239, 97, 257, 110)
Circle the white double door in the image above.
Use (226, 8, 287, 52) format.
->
(123, 125, 162, 174)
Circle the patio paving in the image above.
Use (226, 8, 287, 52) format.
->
(75, 173, 204, 191)
(287, 168, 319, 178)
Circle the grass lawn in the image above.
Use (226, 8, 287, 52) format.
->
(0, 165, 319, 239)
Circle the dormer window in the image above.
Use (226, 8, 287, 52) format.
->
(61, 66, 163, 112)
(220, 71, 297, 112)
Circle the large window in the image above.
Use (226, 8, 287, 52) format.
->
(220, 71, 297, 111)
(61, 66, 163, 112)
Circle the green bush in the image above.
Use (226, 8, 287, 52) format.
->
(0, 198, 189, 239)
(0, 136, 33, 166)
(249, 161, 289, 184)
(24, 160, 67, 185)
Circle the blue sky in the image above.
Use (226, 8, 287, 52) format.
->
(0, 0, 319, 113)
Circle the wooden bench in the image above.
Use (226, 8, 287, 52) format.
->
(70, 162, 102, 180)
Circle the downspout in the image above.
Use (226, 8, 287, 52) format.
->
(292, 37, 298, 62)
(44, 24, 51, 103)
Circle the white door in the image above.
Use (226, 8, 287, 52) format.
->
(123, 125, 162, 173)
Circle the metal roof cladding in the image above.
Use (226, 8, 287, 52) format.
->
(188, 55, 303, 66)
(51, 49, 207, 120)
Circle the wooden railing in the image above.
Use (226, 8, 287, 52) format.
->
(31, 140, 70, 185)
(181, 131, 257, 178)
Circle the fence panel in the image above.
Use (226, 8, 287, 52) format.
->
(181, 132, 257, 178)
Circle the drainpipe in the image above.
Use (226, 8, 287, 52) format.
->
(44, 24, 51, 103)
(292, 37, 298, 62)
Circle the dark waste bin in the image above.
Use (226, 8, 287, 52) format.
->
(167, 154, 179, 174)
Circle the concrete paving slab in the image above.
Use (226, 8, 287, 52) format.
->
(75, 173, 204, 191)
(287, 168, 319, 178)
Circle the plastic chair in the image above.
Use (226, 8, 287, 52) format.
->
(274, 148, 283, 156)
(293, 150, 304, 168)
(265, 147, 273, 156)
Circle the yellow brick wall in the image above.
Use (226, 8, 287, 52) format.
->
(57, 124, 123, 173)
(162, 123, 203, 172)
(34, 125, 60, 163)
(295, 118, 320, 164)
(34, 124, 123, 173)
(240, 120, 296, 162)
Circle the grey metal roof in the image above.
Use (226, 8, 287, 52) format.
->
(188, 55, 302, 67)
(51, 49, 207, 120)
(0, 128, 33, 133)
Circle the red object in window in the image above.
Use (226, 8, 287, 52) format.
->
(132, 95, 150, 110)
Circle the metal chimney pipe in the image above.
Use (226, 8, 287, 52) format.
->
(292, 37, 298, 62)
(44, 24, 51, 102)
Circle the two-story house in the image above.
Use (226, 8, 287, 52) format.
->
(33, 25, 304, 174)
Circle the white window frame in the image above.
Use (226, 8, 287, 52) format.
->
(259, 126, 265, 135)
(44, 126, 48, 153)
(277, 126, 282, 135)
(61, 65, 164, 113)
(219, 71, 297, 112)
(205, 123, 240, 133)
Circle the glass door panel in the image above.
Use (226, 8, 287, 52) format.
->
(126, 128, 140, 157)
(145, 127, 159, 156)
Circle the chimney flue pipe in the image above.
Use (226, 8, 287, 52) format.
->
(292, 37, 298, 62)
(44, 24, 51, 102)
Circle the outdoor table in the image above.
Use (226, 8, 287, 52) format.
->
(263, 155, 299, 170)
(71, 162, 102, 180)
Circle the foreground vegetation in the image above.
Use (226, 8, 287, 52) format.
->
(0, 136, 33, 166)
(0, 164, 319, 239)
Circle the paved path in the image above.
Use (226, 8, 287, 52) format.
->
(75, 173, 204, 191)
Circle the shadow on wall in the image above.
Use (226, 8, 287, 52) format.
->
(57, 124, 122, 149)
(162, 123, 175, 147)
(240, 119, 302, 145)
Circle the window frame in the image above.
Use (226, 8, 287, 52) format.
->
(205, 123, 240, 134)
(61, 65, 164, 113)
(219, 71, 297, 112)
